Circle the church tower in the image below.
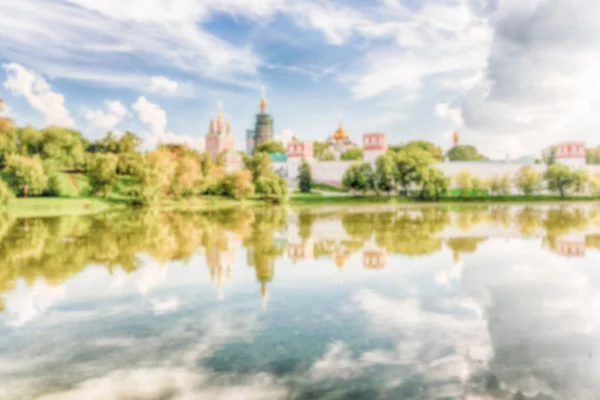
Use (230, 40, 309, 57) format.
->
(205, 102, 235, 161)
(247, 88, 274, 155)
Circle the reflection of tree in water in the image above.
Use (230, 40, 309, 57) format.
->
(341, 213, 375, 242)
(373, 208, 450, 256)
(516, 207, 543, 236)
(543, 208, 590, 251)
(446, 237, 488, 253)
(0, 208, 287, 309)
(454, 206, 488, 232)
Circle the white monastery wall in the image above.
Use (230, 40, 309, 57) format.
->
(309, 160, 356, 187)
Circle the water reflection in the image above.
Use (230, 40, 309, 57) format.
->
(1, 204, 600, 398)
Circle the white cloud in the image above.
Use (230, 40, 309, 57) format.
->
(84, 100, 128, 139)
(274, 129, 295, 146)
(132, 96, 205, 151)
(151, 297, 180, 315)
(2, 63, 75, 127)
(149, 76, 179, 94)
(435, 102, 464, 127)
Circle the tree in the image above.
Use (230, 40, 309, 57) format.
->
(172, 155, 202, 197)
(39, 127, 86, 170)
(222, 168, 254, 199)
(515, 166, 540, 196)
(0, 178, 14, 205)
(17, 125, 42, 155)
(340, 148, 363, 161)
(256, 141, 285, 154)
(392, 141, 444, 162)
(446, 145, 487, 161)
(313, 141, 328, 160)
(544, 163, 575, 198)
(573, 169, 589, 194)
(393, 147, 435, 196)
(418, 167, 448, 200)
(255, 175, 287, 202)
(88, 153, 118, 197)
(321, 152, 335, 161)
(298, 159, 312, 193)
(454, 170, 473, 198)
(542, 146, 556, 165)
(245, 152, 273, 181)
(117, 131, 142, 154)
(374, 153, 395, 195)
(342, 163, 374, 194)
(4, 154, 48, 196)
(0, 128, 17, 168)
(472, 176, 483, 196)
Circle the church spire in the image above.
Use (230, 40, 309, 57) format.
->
(260, 86, 267, 113)
(217, 101, 224, 132)
(260, 282, 268, 312)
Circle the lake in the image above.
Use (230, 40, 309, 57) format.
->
(1, 204, 600, 399)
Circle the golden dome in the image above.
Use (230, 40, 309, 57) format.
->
(333, 121, 347, 141)
(452, 131, 460, 143)
(260, 97, 267, 113)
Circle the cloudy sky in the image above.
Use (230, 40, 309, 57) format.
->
(1, 0, 599, 158)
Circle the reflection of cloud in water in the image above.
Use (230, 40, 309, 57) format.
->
(349, 289, 493, 397)
(136, 260, 169, 295)
(36, 368, 285, 400)
(460, 258, 600, 398)
(151, 297, 180, 315)
(5, 280, 65, 327)
(0, 307, 287, 399)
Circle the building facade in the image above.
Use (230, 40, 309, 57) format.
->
(205, 103, 242, 173)
(246, 93, 274, 155)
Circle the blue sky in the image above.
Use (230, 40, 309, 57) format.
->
(1, 0, 600, 158)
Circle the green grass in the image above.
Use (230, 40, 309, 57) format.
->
(290, 192, 600, 206)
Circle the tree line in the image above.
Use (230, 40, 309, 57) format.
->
(0, 112, 288, 205)
(296, 144, 600, 199)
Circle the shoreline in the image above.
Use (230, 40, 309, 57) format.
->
(1, 194, 598, 218)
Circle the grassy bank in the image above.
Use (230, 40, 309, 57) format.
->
(289, 192, 600, 206)
(2, 197, 119, 218)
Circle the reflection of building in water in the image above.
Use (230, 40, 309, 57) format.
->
(288, 239, 314, 261)
(554, 233, 586, 257)
(363, 250, 388, 269)
(206, 231, 239, 299)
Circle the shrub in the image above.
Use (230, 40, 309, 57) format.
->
(4, 154, 48, 196)
(222, 168, 254, 199)
(0, 178, 15, 205)
(298, 159, 312, 193)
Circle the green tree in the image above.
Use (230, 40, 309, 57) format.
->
(313, 141, 329, 160)
(374, 153, 395, 195)
(298, 159, 312, 193)
(255, 175, 287, 202)
(544, 163, 575, 198)
(515, 166, 540, 196)
(340, 147, 363, 161)
(446, 145, 487, 161)
(454, 170, 473, 198)
(0, 178, 14, 205)
(4, 154, 48, 196)
(418, 167, 448, 200)
(542, 146, 556, 165)
(0, 128, 17, 167)
(117, 131, 142, 154)
(472, 176, 483, 196)
(342, 163, 374, 194)
(88, 153, 118, 197)
(392, 141, 444, 162)
(393, 148, 435, 196)
(321, 152, 335, 161)
(573, 169, 589, 194)
(16, 125, 42, 155)
(245, 152, 273, 181)
(256, 141, 286, 154)
(39, 127, 86, 170)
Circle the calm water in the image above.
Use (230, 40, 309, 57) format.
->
(1, 204, 600, 399)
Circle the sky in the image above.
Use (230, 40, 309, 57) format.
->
(1, 0, 600, 159)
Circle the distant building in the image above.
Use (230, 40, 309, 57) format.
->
(246, 90, 274, 155)
(325, 119, 359, 159)
(205, 102, 242, 172)
(554, 142, 586, 169)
